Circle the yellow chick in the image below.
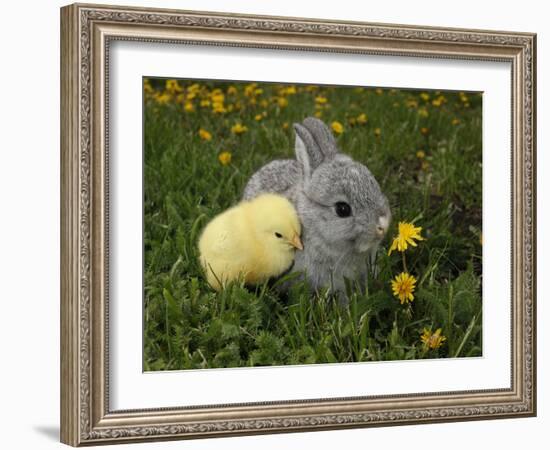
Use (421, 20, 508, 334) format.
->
(198, 194, 303, 291)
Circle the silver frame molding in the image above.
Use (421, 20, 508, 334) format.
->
(60, 3, 536, 446)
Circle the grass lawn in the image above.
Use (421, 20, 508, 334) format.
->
(143, 78, 482, 371)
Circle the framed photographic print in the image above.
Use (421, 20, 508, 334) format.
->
(60, 3, 537, 446)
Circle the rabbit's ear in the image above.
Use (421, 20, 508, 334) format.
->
(294, 123, 324, 180)
(302, 117, 339, 159)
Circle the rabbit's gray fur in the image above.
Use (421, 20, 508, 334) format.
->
(243, 117, 391, 295)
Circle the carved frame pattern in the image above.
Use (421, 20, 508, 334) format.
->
(60, 3, 536, 446)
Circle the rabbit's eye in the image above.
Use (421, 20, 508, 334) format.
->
(275, 232, 283, 238)
(335, 202, 352, 218)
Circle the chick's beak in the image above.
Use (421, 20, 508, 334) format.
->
(289, 234, 303, 250)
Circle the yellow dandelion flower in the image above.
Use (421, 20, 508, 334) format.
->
(420, 127, 429, 136)
(231, 123, 248, 135)
(331, 121, 344, 135)
(155, 92, 171, 104)
(244, 83, 258, 97)
(212, 102, 226, 114)
(421, 328, 446, 349)
(416, 150, 425, 159)
(374, 127, 381, 137)
(254, 88, 263, 96)
(254, 113, 264, 121)
(211, 93, 225, 104)
(281, 86, 297, 95)
(432, 98, 443, 107)
(187, 83, 200, 93)
(356, 113, 368, 125)
(452, 118, 461, 125)
(282, 122, 289, 130)
(375, 88, 383, 95)
(184, 102, 195, 112)
(143, 79, 154, 95)
(388, 221, 425, 255)
(406, 99, 419, 108)
(459, 92, 468, 103)
(314, 110, 323, 118)
(418, 108, 429, 118)
(186, 92, 197, 100)
(218, 151, 232, 166)
(227, 86, 238, 95)
(260, 99, 269, 108)
(165, 79, 182, 94)
(198, 128, 212, 141)
(200, 99, 211, 107)
(315, 96, 328, 104)
(348, 117, 357, 126)
(421, 161, 430, 171)
(420, 92, 430, 101)
(277, 97, 288, 108)
(391, 272, 417, 304)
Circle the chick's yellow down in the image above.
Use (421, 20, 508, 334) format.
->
(198, 194, 303, 291)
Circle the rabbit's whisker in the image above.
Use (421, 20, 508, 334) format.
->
(333, 246, 354, 273)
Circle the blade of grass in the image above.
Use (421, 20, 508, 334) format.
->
(453, 314, 478, 358)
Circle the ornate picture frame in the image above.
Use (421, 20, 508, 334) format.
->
(60, 3, 536, 446)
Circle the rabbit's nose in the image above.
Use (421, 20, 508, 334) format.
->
(376, 215, 390, 237)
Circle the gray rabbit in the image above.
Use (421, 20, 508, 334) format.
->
(243, 117, 391, 296)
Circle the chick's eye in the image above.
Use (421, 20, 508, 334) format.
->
(335, 202, 352, 218)
(274, 232, 283, 238)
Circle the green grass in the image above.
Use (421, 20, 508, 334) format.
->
(143, 79, 482, 371)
